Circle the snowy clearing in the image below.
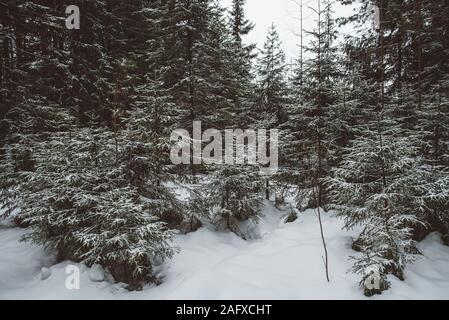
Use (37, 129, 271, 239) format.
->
(1, 201, 449, 300)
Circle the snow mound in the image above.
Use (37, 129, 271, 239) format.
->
(40, 267, 52, 281)
(88, 264, 105, 283)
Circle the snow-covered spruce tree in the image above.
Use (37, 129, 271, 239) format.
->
(328, 71, 424, 296)
(168, 1, 264, 236)
(278, 1, 340, 210)
(254, 23, 289, 129)
(337, 0, 449, 241)
(17, 125, 178, 290)
(229, 0, 254, 48)
(330, 132, 423, 295)
(329, 0, 427, 294)
(252, 24, 290, 201)
(228, 0, 257, 128)
(130, 76, 190, 230)
(198, 164, 264, 238)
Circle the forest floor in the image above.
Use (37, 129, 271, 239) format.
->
(1, 201, 449, 300)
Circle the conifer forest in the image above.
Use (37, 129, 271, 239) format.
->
(0, 0, 448, 300)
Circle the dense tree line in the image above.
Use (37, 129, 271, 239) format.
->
(0, 0, 448, 295)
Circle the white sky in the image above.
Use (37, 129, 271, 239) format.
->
(220, 0, 357, 62)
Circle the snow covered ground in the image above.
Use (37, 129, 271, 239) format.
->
(1, 201, 449, 300)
